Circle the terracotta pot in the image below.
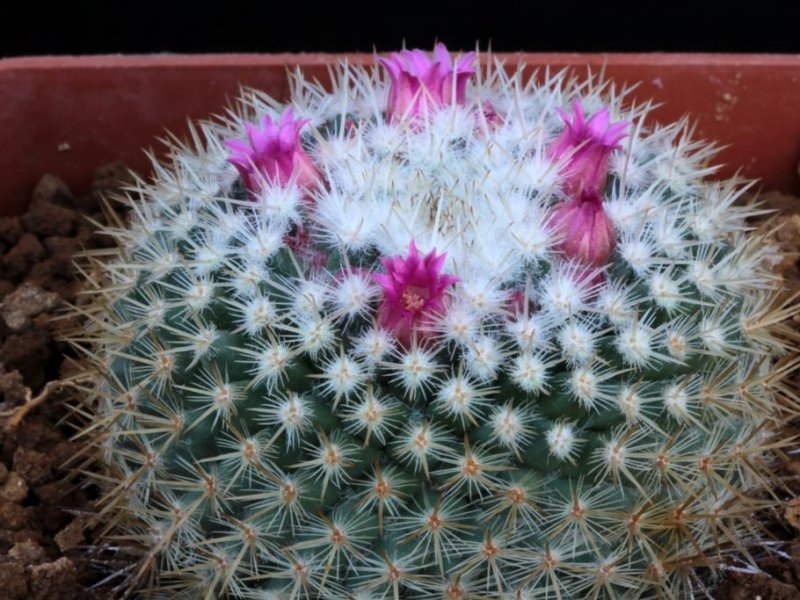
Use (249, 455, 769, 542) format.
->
(1, 53, 799, 216)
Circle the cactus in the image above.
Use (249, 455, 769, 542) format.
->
(68, 45, 798, 599)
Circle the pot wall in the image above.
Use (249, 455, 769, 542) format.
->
(1, 53, 799, 216)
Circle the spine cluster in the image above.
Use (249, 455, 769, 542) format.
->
(68, 45, 798, 599)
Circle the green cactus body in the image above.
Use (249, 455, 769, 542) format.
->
(69, 48, 797, 599)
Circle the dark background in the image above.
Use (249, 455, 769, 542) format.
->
(1, 1, 799, 56)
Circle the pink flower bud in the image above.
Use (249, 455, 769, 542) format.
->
(548, 101, 629, 195)
(504, 289, 532, 317)
(284, 224, 327, 272)
(550, 188, 616, 267)
(380, 43, 476, 122)
(225, 108, 321, 198)
(481, 101, 502, 128)
(372, 241, 459, 345)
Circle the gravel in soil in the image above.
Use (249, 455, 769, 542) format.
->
(0, 164, 135, 600)
(0, 170, 798, 599)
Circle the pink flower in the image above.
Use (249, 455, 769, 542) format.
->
(549, 188, 616, 267)
(225, 108, 321, 197)
(548, 101, 629, 195)
(380, 43, 476, 122)
(372, 241, 459, 344)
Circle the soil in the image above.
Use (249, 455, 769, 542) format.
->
(0, 164, 136, 600)
(0, 173, 797, 599)
(712, 190, 800, 600)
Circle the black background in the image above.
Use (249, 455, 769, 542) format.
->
(1, 1, 798, 56)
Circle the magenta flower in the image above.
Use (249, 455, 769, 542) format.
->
(372, 241, 459, 344)
(380, 43, 476, 122)
(225, 108, 320, 197)
(549, 188, 616, 267)
(548, 101, 629, 195)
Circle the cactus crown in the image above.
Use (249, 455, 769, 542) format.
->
(69, 46, 797, 599)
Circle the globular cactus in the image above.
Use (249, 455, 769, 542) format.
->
(68, 45, 799, 599)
